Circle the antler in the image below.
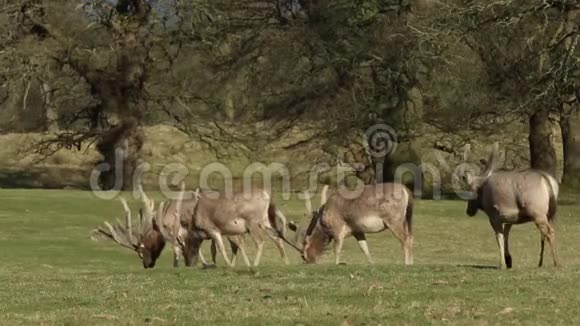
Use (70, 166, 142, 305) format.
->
(482, 142, 499, 177)
(463, 143, 471, 162)
(320, 185, 329, 206)
(139, 185, 155, 219)
(451, 143, 472, 183)
(120, 198, 136, 246)
(137, 185, 156, 240)
(304, 190, 312, 215)
(91, 185, 164, 251)
(172, 182, 186, 245)
(154, 201, 171, 240)
(91, 197, 140, 250)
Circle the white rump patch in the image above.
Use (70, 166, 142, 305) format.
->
(544, 175, 559, 199)
(355, 215, 386, 233)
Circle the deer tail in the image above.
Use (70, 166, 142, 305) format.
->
(268, 203, 287, 239)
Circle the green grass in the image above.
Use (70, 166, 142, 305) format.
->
(1, 189, 580, 325)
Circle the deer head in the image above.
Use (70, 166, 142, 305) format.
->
(456, 142, 500, 216)
(287, 186, 330, 263)
(91, 186, 187, 269)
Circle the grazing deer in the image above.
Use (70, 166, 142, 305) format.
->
(460, 143, 560, 269)
(288, 183, 414, 265)
(139, 187, 241, 268)
(91, 187, 237, 268)
(91, 193, 169, 268)
(181, 188, 295, 267)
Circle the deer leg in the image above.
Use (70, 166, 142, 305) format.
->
(210, 240, 217, 265)
(490, 220, 506, 270)
(229, 240, 237, 267)
(333, 225, 352, 265)
(228, 237, 240, 266)
(253, 240, 265, 266)
(503, 224, 513, 269)
(197, 248, 208, 266)
(535, 219, 560, 267)
(173, 245, 182, 268)
(209, 232, 234, 267)
(199, 240, 217, 269)
(183, 237, 202, 267)
(334, 236, 345, 265)
(333, 226, 348, 265)
(539, 233, 546, 267)
(248, 224, 265, 266)
(549, 223, 560, 267)
(406, 235, 414, 266)
(226, 236, 250, 267)
(353, 233, 373, 264)
(386, 222, 413, 265)
(265, 230, 290, 265)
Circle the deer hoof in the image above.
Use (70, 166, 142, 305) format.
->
(505, 255, 512, 269)
(202, 264, 217, 270)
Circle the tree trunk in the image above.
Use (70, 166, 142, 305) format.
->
(94, 0, 149, 191)
(96, 119, 143, 191)
(559, 6, 580, 187)
(41, 82, 58, 132)
(528, 110, 557, 177)
(560, 106, 580, 187)
(382, 141, 423, 192)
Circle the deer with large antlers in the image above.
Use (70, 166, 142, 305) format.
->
(91, 186, 238, 269)
(459, 143, 560, 269)
(288, 183, 414, 265)
(91, 193, 169, 268)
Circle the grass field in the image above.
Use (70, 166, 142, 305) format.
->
(1, 189, 580, 325)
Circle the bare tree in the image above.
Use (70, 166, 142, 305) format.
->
(3, 0, 189, 189)
(426, 0, 580, 178)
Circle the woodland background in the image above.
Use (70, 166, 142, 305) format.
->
(0, 0, 579, 195)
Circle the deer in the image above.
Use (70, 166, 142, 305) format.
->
(459, 142, 560, 270)
(287, 183, 414, 265)
(91, 186, 238, 269)
(139, 186, 242, 268)
(180, 187, 296, 268)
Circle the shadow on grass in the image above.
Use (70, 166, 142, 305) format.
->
(0, 167, 87, 189)
(456, 264, 498, 270)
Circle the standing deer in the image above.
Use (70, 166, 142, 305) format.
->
(91, 187, 237, 268)
(181, 187, 295, 267)
(288, 183, 414, 265)
(460, 143, 560, 269)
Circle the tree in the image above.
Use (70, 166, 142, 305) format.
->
(161, 0, 426, 187)
(4, 0, 189, 190)
(428, 0, 580, 178)
(557, 3, 580, 187)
